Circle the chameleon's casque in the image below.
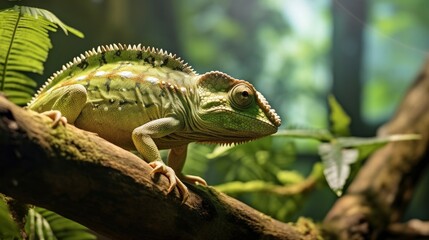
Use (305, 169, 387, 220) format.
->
(28, 43, 281, 200)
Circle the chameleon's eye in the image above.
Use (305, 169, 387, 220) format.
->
(229, 83, 254, 109)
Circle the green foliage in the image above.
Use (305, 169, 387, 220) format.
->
(26, 208, 96, 240)
(363, 0, 429, 123)
(0, 5, 83, 105)
(207, 137, 295, 184)
(0, 197, 19, 239)
(274, 96, 420, 196)
(0, 197, 96, 240)
(206, 137, 317, 220)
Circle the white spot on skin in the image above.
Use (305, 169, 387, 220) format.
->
(146, 76, 159, 84)
(104, 106, 108, 111)
(95, 71, 107, 77)
(118, 71, 135, 78)
(75, 75, 87, 81)
(118, 106, 122, 111)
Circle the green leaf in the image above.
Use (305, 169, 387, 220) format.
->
(0, 5, 83, 105)
(17, 6, 84, 38)
(26, 207, 96, 240)
(319, 134, 420, 196)
(328, 94, 351, 136)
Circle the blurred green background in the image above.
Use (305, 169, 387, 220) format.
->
(1, 0, 428, 227)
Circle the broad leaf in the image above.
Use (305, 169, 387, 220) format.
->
(319, 142, 358, 196)
(0, 5, 83, 105)
(319, 134, 420, 196)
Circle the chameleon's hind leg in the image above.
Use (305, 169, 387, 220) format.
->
(168, 145, 208, 186)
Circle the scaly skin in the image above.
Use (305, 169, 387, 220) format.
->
(27, 43, 281, 201)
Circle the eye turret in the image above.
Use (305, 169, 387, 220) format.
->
(229, 83, 254, 109)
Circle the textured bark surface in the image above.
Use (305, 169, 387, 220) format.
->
(323, 59, 429, 239)
(0, 96, 311, 240)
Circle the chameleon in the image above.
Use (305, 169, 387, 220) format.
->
(27, 43, 281, 201)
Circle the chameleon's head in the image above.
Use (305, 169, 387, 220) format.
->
(196, 71, 281, 144)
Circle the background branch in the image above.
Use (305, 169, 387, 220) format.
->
(386, 219, 429, 239)
(0, 96, 312, 239)
(323, 59, 429, 239)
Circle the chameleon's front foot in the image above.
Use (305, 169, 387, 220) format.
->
(40, 110, 68, 127)
(149, 161, 190, 202)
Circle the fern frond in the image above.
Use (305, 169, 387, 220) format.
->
(27, 208, 96, 240)
(0, 5, 84, 105)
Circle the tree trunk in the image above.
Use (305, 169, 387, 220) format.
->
(332, 0, 370, 136)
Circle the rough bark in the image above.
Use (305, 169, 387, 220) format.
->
(323, 59, 429, 239)
(0, 96, 312, 239)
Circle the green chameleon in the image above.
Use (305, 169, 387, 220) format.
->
(27, 43, 281, 201)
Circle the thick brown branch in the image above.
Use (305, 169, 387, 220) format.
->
(0, 96, 311, 239)
(323, 59, 429, 239)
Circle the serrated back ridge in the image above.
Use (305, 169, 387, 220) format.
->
(28, 43, 196, 106)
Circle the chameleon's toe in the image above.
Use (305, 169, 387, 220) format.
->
(180, 174, 208, 186)
(41, 110, 67, 127)
(149, 161, 189, 202)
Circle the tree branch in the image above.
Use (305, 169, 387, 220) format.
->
(323, 59, 429, 239)
(386, 219, 429, 239)
(0, 96, 313, 239)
